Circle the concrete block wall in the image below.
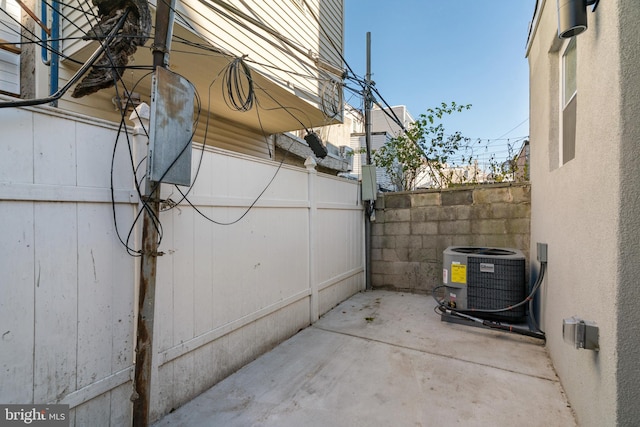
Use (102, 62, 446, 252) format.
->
(371, 183, 531, 293)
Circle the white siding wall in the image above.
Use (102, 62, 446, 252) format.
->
(0, 103, 364, 424)
(57, 0, 343, 122)
(169, 0, 344, 91)
(0, 0, 20, 94)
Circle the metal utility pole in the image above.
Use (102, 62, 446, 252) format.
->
(364, 32, 373, 290)
(132, 1, 175, 425)
(364, 32, 372, 165)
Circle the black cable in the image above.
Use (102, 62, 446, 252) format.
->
(219, 54, 321, 134)
(171, 62, 297, 226)
(133, 71, 201, 245)
(432, 261, 548, 339)
(195, 0, 319, 76)
(156, 85, 204, 211)
(0, 4, 64, 61)
(109, 73, 167, 255)
(432, 263, 544, 315)
(110, 116, 144, 256)
(348, 72, 529, 170)
(222, 56, 254, 112)
(174, 158, 279, 226)
(2, 0, 159, 252)
(174, 128, 294, 227)
(149, 55, 282, 229)
(249, 71, 314, 131)
(166, 0, 343, 123)
(244, 57, 336, 83)
(254, 90, 272, 157)
(169, 35, 337, 103)
(0, 8, 130, 108)
(108, 67, 181, 254)
(109, 103, 159, 255)
(5, 1, 336, 230)
(0, 9, 39, 43)
(320, 79, 342, 119)
(370, 86, 407, 131)
(158, 59, 229, 212)
(152, 47, 291, 224)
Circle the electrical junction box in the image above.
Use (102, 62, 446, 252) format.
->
(563, 316, 599, 350)
(148, 67, 194, 186)
(361, 165, 377, 201)
(442, 246, 526, 322)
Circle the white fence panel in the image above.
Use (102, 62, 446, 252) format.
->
(1, 104, 364, 424)
(152, 148, 364, 418)
(315, 174, 364, 313)
(33, 202, 78, 404)
(0, 106, 140, 426)
(0, 201, 35, 404)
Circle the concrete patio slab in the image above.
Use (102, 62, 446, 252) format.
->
(153, 290, 576, 426)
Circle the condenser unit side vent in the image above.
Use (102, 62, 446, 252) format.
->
(442, 246, 526, 322)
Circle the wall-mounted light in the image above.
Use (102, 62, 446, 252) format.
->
(557, 0, 600, 39)
(304, 131, 328, 159)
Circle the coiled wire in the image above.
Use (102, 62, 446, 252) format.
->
(223, 56, 255, 112)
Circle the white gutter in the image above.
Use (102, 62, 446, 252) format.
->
(525, 0, 546, 58)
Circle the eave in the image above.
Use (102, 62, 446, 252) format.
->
(61, 5, 343, 136)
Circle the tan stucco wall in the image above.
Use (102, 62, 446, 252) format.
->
(527, 0, 640, 425)
(615, 0, 640, 423)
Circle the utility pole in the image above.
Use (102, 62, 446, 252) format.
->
(364, 32, 373, 290)
(364, 32, 372, 167)
(132, 1, 175, 425)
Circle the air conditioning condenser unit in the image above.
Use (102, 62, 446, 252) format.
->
(442, 246, 526, 322)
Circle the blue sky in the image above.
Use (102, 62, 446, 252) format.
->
(343, 0, 536, 160)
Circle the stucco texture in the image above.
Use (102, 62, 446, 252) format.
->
(527, 0, 640, 425)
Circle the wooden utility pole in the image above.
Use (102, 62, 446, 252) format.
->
(364, 32, 373, 290)
(132, 1, 175, 425)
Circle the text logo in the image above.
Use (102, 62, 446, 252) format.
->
(1, 405, 69, 427)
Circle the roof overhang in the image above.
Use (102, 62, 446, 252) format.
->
(64, 20, 340, 135)
(525, 0, 545, 58)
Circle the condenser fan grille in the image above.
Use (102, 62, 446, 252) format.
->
(467, 257, 526, 321)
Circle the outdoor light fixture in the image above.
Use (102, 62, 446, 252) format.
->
(557, 0, 600, 39)
(304, 131, 328, 158)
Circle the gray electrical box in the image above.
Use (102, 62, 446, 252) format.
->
(148, 67, 194, 186)
(361, 165, 377, 201)
(563, 316, 599, 350)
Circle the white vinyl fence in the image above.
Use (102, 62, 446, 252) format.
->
(0, 104, 364, 425)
